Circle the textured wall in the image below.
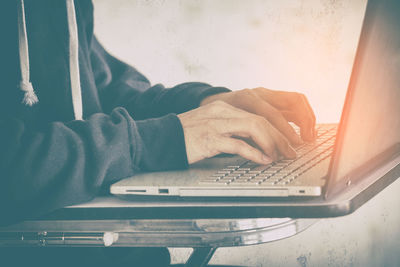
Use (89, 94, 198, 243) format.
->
(92, 0, 400, 266)
(93, 0, 366, 123)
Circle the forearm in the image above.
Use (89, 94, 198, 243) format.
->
(122, 82, 231, 120)
(91, 36, 230, 119)
(0, 108, 187, 225)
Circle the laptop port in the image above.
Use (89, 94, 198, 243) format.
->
(158, 189, 169, 194)
(126, 189, 146, 193)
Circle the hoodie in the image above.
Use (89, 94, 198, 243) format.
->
(0, 0, 230, 225)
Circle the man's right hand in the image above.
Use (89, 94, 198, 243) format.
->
(177, 101, 297, 165)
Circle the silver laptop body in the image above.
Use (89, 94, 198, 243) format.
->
(111, 0, 400, 199)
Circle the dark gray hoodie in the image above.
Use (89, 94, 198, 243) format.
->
(0, 0, 229, 225)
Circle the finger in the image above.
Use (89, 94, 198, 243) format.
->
(214, 116, 297, 160)
(248, 119, 297, 160)
(254, 89, 316, 141)
(299, 93, 317, 140)
(265, 124, 297, 160)
(282, 93, 315, 141)
(217, 137, 273, 165)
(240, 95, 303, 146)
(281, 110, 314, 142)
(253, 87, 289, 110)
(211, 118, 277, 159)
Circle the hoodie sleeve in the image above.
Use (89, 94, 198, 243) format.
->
(90, 37, 231, 119)
(0, 107, 188, 226)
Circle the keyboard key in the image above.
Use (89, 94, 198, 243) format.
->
(276, 181, 289, 185)
(241, 173, 257, 179)
(256, 174, 273, 180)
(232, 170, 248, 174)
(269, 173, 288, 179)
(225, 174, 240, 180)
(274, 162, 291, 167)
(235, 177, 252, 182)
(200, 178, 224, 184)
(226, 165, 240, 169)
(248, 170, 263, 174)
(250, 165, 271, 172)
(259, 181, 276, 186)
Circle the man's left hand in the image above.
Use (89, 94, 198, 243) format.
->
(200, 87, 316, 144)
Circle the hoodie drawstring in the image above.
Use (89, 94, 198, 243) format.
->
(17, 0, 83, 121)
(66, 0, 83, 120)
(17, 0, 38, 106)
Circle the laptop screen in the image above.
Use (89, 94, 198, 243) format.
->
(327, 0, 400, 197)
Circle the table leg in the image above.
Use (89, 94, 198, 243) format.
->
(184, 247, 217, 267)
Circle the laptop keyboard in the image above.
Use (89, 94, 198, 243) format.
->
(200, 124, 337, 186)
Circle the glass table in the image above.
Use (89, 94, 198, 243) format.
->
(0, 217, 317, 266)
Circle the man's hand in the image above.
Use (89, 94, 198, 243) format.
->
(178, 88, 317, 165)
(178, 100, 297, 165)
(201, 88, 316, 143)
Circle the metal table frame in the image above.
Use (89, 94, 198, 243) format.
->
(0, 218, 317, 266)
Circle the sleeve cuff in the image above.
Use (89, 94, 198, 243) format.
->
(191, 86, 232, 108)
(135, 113, 188, 171)
(172, 84, 231, 113)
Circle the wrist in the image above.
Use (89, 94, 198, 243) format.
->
(200, 92, 229, 106)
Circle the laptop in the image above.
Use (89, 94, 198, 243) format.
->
(110, 0, 400, 200)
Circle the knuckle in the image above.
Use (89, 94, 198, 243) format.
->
(250, 116, 268, 131)
(263, 145, 275, 158)
(280, 137, 290, 150)
(233, 140, 247, 154)
(305, 117, 313, 126)
(239, 88, 257, 99)
(268, 107, 282, 119)
(270, 129, 286, 147)
(296, 92, 305, 98)
(258, 116, 269, 127)
(255, 87, 271, 95)
(241, 88, 252, 95)
(310, 112, 316, 122)
(205, 142, 218, 157)
(204, 119, 214, 129)
(235, 139, 247, 149)
(303, 115, 313, 126)
(212, 100, 226, 107)
(290, 92, 304, 102)
(208, 100, 226, 112)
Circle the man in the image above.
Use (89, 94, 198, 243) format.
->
(0, 0, 315, 266)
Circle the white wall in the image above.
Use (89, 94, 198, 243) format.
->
(93, 1, 400, 266)
(93, 0, 366, 123)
